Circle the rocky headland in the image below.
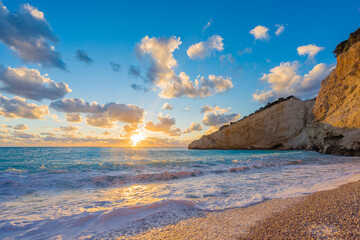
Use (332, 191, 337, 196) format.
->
(189, 29, 360, 156)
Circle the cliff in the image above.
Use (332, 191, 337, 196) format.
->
(189, 29, 360, 156)
(189, 97, 314, 150)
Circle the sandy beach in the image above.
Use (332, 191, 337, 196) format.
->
(101, 180, 360, 239)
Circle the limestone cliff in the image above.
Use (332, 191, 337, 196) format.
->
(313, 41, 360, 128)
(189, 29, 360, 156)
(189, 97, 314, 150)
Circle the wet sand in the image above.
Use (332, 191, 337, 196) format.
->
(98, 180, 360, 239)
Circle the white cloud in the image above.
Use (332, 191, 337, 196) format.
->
(121, 123, 139, 137)
(0, 95, 49, 119)
(144, 112, 181, 136)
(59, 125, 79, 132)
(0, 66, 71, 101)
(202, 19, 212, 32)
(13, 124, 28, 130)
(219, 54, 235, 64)
(250, 25, 269, 40)
(237, 47, 252, 55)
(22, 4, 44, 19)
(184, 122, 202, 133)
(253, 61, 333, 103)
(137, 36, 233, 99)
(12, 131, 38, 139)
(204, 126, 219, 135)
(102, 130, 111, 136)
(275, 24, 285, 36)
(65, 113, 82, 123)
(50, 98, 145, 128)
(297, 44, 324, 62)
(201, 105, 240, 126)
(187, 35, 224, 60)
(159, 73, 233, 98)
(0, 1, 66, 69)
(202, 112, 240, 126)
(161, 102, 172, 110)
(201, 105, 230, 113)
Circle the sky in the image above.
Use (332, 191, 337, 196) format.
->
(0, 0, 359, 147)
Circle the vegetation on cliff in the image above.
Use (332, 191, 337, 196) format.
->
(333, 28, 360, 57)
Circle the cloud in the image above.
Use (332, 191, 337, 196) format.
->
(13, 124, 28, 130)
(200, 105, 230, 113)
(202, 111, 240, 126)
(237, 47, 252, 55)
(128, 65, 143, 79)
(59, 125, 79, 132)
(204, 126, 219, 135)
(219, 54, 236, 64)
(65, 113, 82, 123)
(144, 112, 181, 136)
(219, 53, 242, 74)
(250, 25, 269, 40)
(110, 62, 121, 72)
(202, 19, 212, 32)
(49, 113, 61, 122)
(161, 102, 172, 110)
(102, 130, 111, 136)
(75, 49, 94, 64)
(297, 44, 324, 62)
(130, 83, 150, 92)
(0, 2, 66, 69)
(121, 123, 138, 137)
(0, 95, 49, 119)
(253, 61, 333, 103)
(183, 107, 190, 112)
(201, 105, 240, 126)
(275, 24, 285, 36)
(0, 66, 71, 101)
(50, 98, 145, 128)
(159, 73, 233, 98)
(12, 131, 38, 139)
(184, 122, 202, 133)
(50, 98, 102, 113)
(187, 35, 224, 60)
(137, 36, 233, 98)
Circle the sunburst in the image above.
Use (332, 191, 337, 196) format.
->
(130, 133, 145, 146)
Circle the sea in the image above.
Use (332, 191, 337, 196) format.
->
(1, 147, 360, 239)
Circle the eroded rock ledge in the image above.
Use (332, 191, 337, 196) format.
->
(189, 29, 360, 156)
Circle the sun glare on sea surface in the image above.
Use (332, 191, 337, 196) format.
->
(131, 133, 145, 146)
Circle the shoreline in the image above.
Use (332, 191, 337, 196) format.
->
(98, 179, 360, 239)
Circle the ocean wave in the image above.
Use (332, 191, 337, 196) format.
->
(92, 170, 203, 186)
(0, 199, 196, 240)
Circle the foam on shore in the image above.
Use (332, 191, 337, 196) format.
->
(95, 177, 360, 239)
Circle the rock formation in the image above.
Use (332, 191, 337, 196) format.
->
(189, 29, 360, 156)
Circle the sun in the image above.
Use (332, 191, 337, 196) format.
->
(130, 133, 145, 146)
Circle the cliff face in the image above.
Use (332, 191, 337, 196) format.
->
(189, 30, 360, 156)
(189, 98, 314, 150)
(313, 41, 360, 128)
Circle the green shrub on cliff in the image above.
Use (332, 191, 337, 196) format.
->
(333, 28, 360, 57)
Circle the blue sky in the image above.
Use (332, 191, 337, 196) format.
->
(0, 0, 359, 146)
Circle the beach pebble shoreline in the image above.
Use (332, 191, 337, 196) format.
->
(95, 181, 360, 239)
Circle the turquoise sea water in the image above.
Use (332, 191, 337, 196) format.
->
(1, 147, 360, 239)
